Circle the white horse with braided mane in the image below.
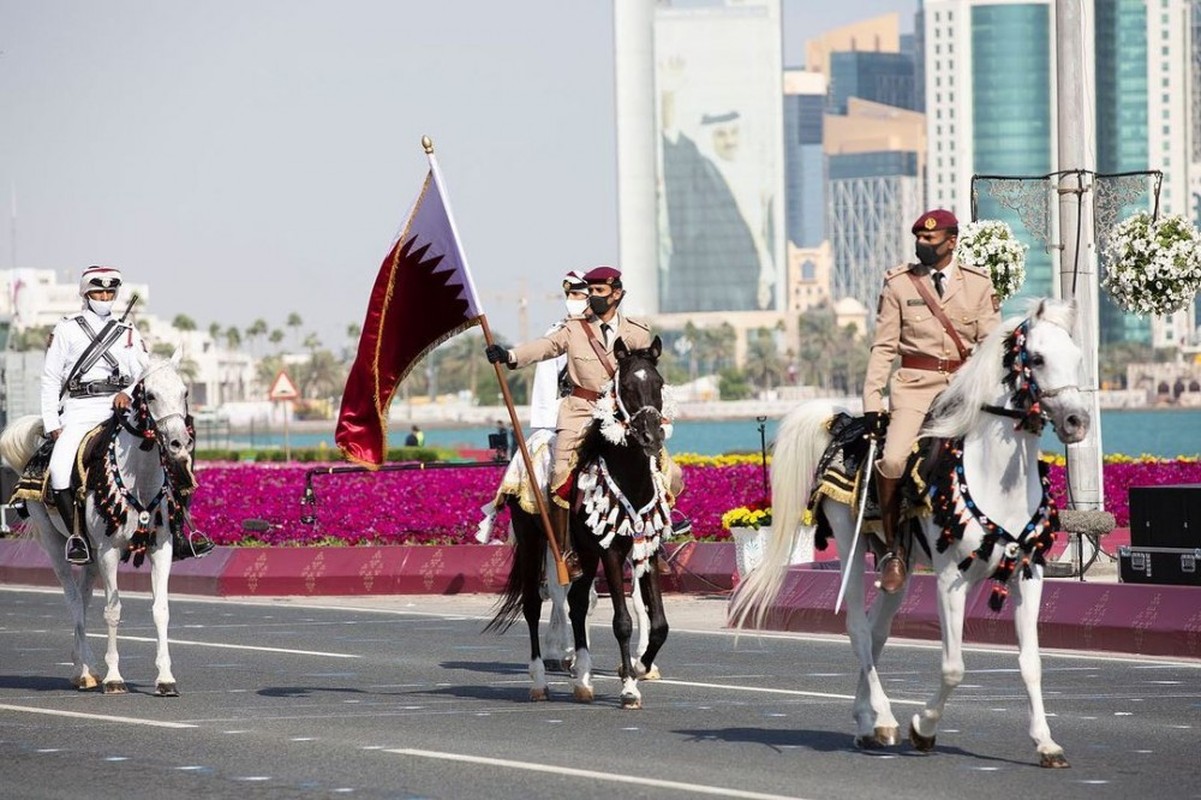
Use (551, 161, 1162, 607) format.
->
(732, 298, 1089, 768)
(0, 355, 194, 695)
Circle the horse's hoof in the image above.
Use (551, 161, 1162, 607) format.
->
(908, 722, 936, 752)
(529, 687, 549, 702)
(103, 681, 128, 695)
(874, 726, 899, 746)
(620, 693, 642, 710)
(854, 734, 889, 750)
(73, 674, 99, 691)
(572, 686, 594, 703)
(1040, 751, 1070, 769)
(154, 682, 180, 698)
(642, 664, 661, 681)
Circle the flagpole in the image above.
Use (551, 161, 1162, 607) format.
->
(421, 135, 570, 587)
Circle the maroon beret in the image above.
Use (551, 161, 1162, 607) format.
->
(583, 265, 622, 285)
(911, 209, 959, 234)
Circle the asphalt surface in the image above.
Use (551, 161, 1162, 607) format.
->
(0, 586, 1198, 800)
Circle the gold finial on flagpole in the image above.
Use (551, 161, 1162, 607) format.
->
(421, 135, 434, 154)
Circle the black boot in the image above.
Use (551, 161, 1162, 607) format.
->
(874, 467, 907, 594)
(173, 494, 214, 561)
(52, 489, 91, 566)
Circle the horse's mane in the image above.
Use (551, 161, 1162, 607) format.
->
(575, 346, 662, 471)
(921, 299, 1075, 440)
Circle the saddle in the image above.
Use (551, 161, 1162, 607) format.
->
(806, 413, 933, 553)
(9, 420, 114, 510)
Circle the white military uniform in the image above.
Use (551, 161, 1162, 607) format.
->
(41, 308, 150, 490)
(528, 319, 570, 432)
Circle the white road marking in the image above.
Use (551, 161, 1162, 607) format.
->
(84, 632, 359, 659)
(590, 673, 926, 706)
(0, 703, 197, 729)
(385, 748, 812, 800)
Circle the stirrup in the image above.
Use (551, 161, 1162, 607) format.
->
(174, 529, 215, 561)
(875, 551, 907, 594)
(562, 550, 583, 582)
(65, 535, 92, 566)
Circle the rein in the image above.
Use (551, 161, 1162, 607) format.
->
(91, 374, 192, 566)
(980, 317, 1079, 436)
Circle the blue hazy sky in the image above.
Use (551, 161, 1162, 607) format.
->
(0, 0, 915, 350)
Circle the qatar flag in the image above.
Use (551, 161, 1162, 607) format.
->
(336, 151, 483, 466)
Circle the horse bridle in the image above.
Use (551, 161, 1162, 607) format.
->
(119, 378, 189, 453)
(981, 317, 1079, 435)
(610, 359, 664, 440)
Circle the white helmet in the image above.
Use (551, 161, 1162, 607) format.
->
(79, 265, 123, 297)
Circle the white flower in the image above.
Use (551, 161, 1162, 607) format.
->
(954, 219, 1027, 301)
(1102, 212, 1201, 317)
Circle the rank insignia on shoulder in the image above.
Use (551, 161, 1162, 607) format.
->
(906, 298, 926, 306)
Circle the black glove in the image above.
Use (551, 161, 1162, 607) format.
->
(484, 344, 510, 365)
(863, 411, 887, 440)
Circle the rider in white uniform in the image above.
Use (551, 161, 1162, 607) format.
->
(41, 266, 149, 564)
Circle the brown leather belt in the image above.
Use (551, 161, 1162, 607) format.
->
(570, 385, 601, 402)
(901, 355, 962, 374)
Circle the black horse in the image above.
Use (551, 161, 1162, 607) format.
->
(566, 336, 671, 709)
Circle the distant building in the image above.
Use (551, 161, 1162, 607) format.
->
(828, 50, 916, 114)
(924, 0, 1194, 346)
(615, 0, 785, 316)
(783, 70, 827, 249)
(825, 98, 926, 316)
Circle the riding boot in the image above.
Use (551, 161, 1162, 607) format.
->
(52, 488, 91, 566)
(551, 503, 583, 582)
(874, 469, 907, 594)
(172, 493, 215, 561)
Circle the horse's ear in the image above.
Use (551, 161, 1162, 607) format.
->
(170, 347, 182, 367)
(649, 335, 662, 361)
(614, 337, 629, 360)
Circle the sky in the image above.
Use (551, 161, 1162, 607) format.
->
(0, 0, 915, 353)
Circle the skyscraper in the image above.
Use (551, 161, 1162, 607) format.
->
(615, 0, 785, 316)
(924, 0, 1194, 344)
(783, 70, 826, 249)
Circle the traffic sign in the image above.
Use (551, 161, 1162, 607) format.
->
(268, 370, 299, 401)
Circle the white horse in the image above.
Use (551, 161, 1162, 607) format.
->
(0, 355, 194, 695)
(732, 299, 1089, 768)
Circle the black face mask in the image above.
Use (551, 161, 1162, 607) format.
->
(589, 294, 613, 316)
(915, 241, 942, 267)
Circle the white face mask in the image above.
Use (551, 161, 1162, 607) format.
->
(565, 298, 588, 317)
(87, 298, 114, 316)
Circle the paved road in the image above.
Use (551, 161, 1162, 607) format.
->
(1, 587, 1198, 800)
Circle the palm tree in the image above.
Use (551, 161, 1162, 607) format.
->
(344, 323, 362, 362)
(269, 329, 285, 352)
(744, 327, 783, 392)
(245, 318, 268, 356)
(208, 321, 221, 344)
(224, 326, 242, 351)
(286, 312, 303, 350)
(172, 314, 197, 358)
(300, 350, 344, 399)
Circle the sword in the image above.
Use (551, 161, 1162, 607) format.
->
(835, 435, 877, 614)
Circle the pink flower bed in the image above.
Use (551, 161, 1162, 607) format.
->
(190, 458, 1201, 546)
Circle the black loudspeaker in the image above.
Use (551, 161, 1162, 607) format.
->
(1128, 484, 1201, 549)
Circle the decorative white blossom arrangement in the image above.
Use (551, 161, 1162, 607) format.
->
(1102, 211, 1201, 317)
(955, 219, 1028, 302)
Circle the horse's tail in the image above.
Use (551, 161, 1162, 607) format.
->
(730, 400, 840, 631)
(0, 415, 45, 474)
(483, 502, 541, 635)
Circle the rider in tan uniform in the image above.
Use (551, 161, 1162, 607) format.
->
(486, 266, 654, 580)
(863, 209, 1001, 593)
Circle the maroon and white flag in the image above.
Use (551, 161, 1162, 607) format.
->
(336, 150, 483, 466)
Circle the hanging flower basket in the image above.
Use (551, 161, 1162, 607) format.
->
(1102, 211, 1201, 317)
(955, 219, 1028, 302)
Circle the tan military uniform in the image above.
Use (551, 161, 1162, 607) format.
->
(510, 314, 653, 502)
(863, 259, 1001, 478)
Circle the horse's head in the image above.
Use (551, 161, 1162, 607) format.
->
(613, 336, 666, 459)
(131, 354, 193, 465)
(1006, 299, 1090, 444)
